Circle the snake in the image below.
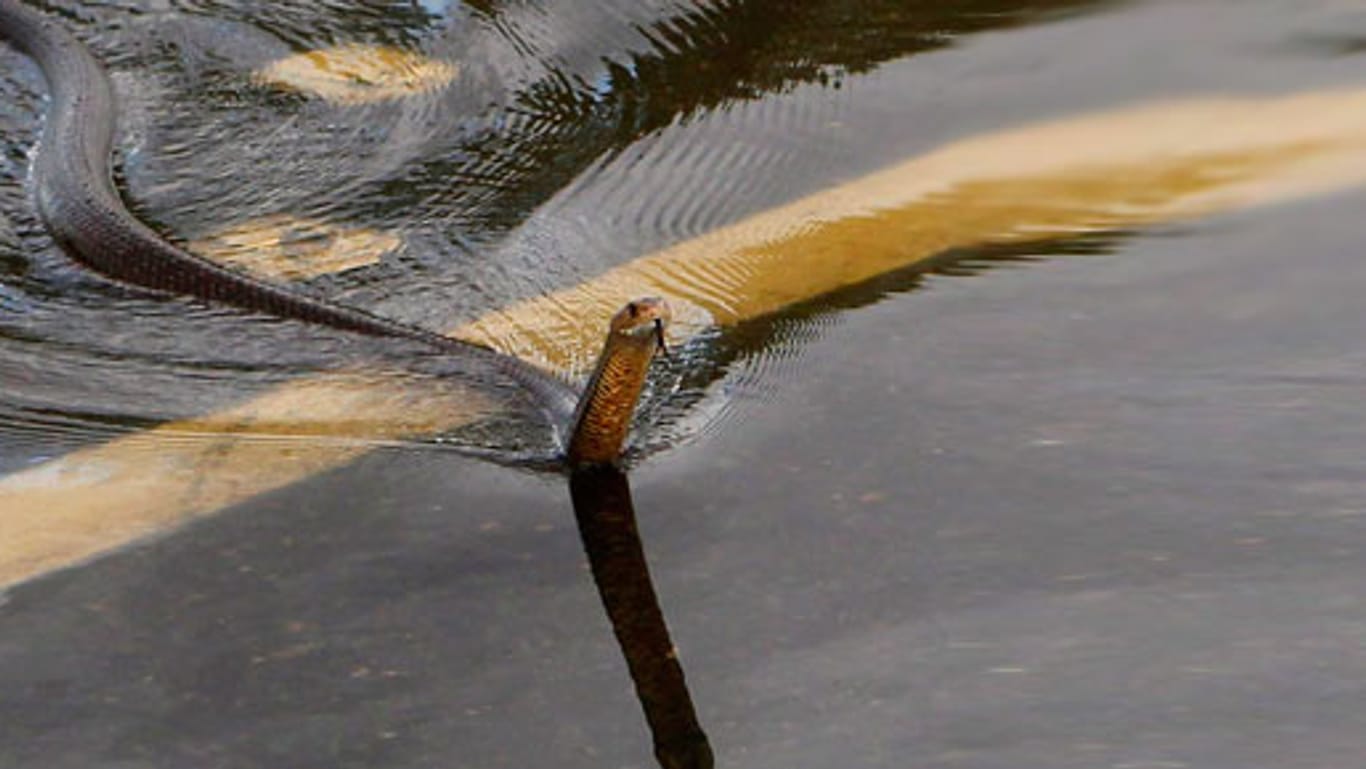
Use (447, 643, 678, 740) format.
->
(0, 0, 668, 467)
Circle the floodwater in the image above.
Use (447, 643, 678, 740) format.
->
(3, 1, 1366, 768)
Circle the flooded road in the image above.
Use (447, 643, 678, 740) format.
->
(3, 0, 1366, 767)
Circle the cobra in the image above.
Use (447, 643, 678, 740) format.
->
(0, 0, 667, 467)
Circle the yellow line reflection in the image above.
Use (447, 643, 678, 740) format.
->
(4, 87, 1366, 588)
(460, 89, 1366, 373)
(191, 214, 396, 280)
(255, 44, 459, 105)
(0, 374, 494, 587)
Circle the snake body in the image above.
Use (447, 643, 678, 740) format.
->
(0, 0, 664, 466)
(567, 298, 670, 466)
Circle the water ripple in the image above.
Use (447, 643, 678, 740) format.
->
(3, 0, 1140, 470)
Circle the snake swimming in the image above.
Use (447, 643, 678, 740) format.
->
(0, 0, 667, 467)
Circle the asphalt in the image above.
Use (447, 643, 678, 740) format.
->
(3, 1, 1366, 767)
(4, 187, 1366, 768)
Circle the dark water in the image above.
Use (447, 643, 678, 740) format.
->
(0, 0, 1111, 462)
(3, 1, 1366, 768)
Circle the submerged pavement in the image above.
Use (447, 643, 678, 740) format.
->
(4, 187, 1365, 768)
(3, 0, 1366, 767)
(6, 83, 1366, 589)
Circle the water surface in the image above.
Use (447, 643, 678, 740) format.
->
(2, 1, 1366, 767)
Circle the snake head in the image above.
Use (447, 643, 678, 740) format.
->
(611, 296, 672, 357)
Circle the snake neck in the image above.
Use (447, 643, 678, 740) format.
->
(566, 333, 659, 467)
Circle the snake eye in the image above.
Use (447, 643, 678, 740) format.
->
(627, 302, 639, 318)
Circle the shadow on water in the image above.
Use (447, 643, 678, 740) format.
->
(713, 231, 1127, 359)
(350, 0, 1119, 238)
(26, 0, 1121, 261)
(570, 466, 714, 769)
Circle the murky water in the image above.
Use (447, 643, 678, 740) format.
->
(1, 0, 1118, 465)
(3, 0, 1366, 768)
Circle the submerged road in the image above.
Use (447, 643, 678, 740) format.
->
(4, 183, 1365, 768)
(3, 1, 1366, 767)
(5, 85, 1366, 588)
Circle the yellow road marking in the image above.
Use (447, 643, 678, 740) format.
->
(4, 87, 1366, 588)
(0, 373, 494, 588)
(191, 214, 396, 280)
(256, 44, 458, 104)
(461, 89, 1366, 373)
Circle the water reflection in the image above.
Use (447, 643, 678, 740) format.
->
(569, 466, 713, 769)
(2, 0, 1366, 766)
(432, 0, 1112, 237)
(0, 0, 1121, 465)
